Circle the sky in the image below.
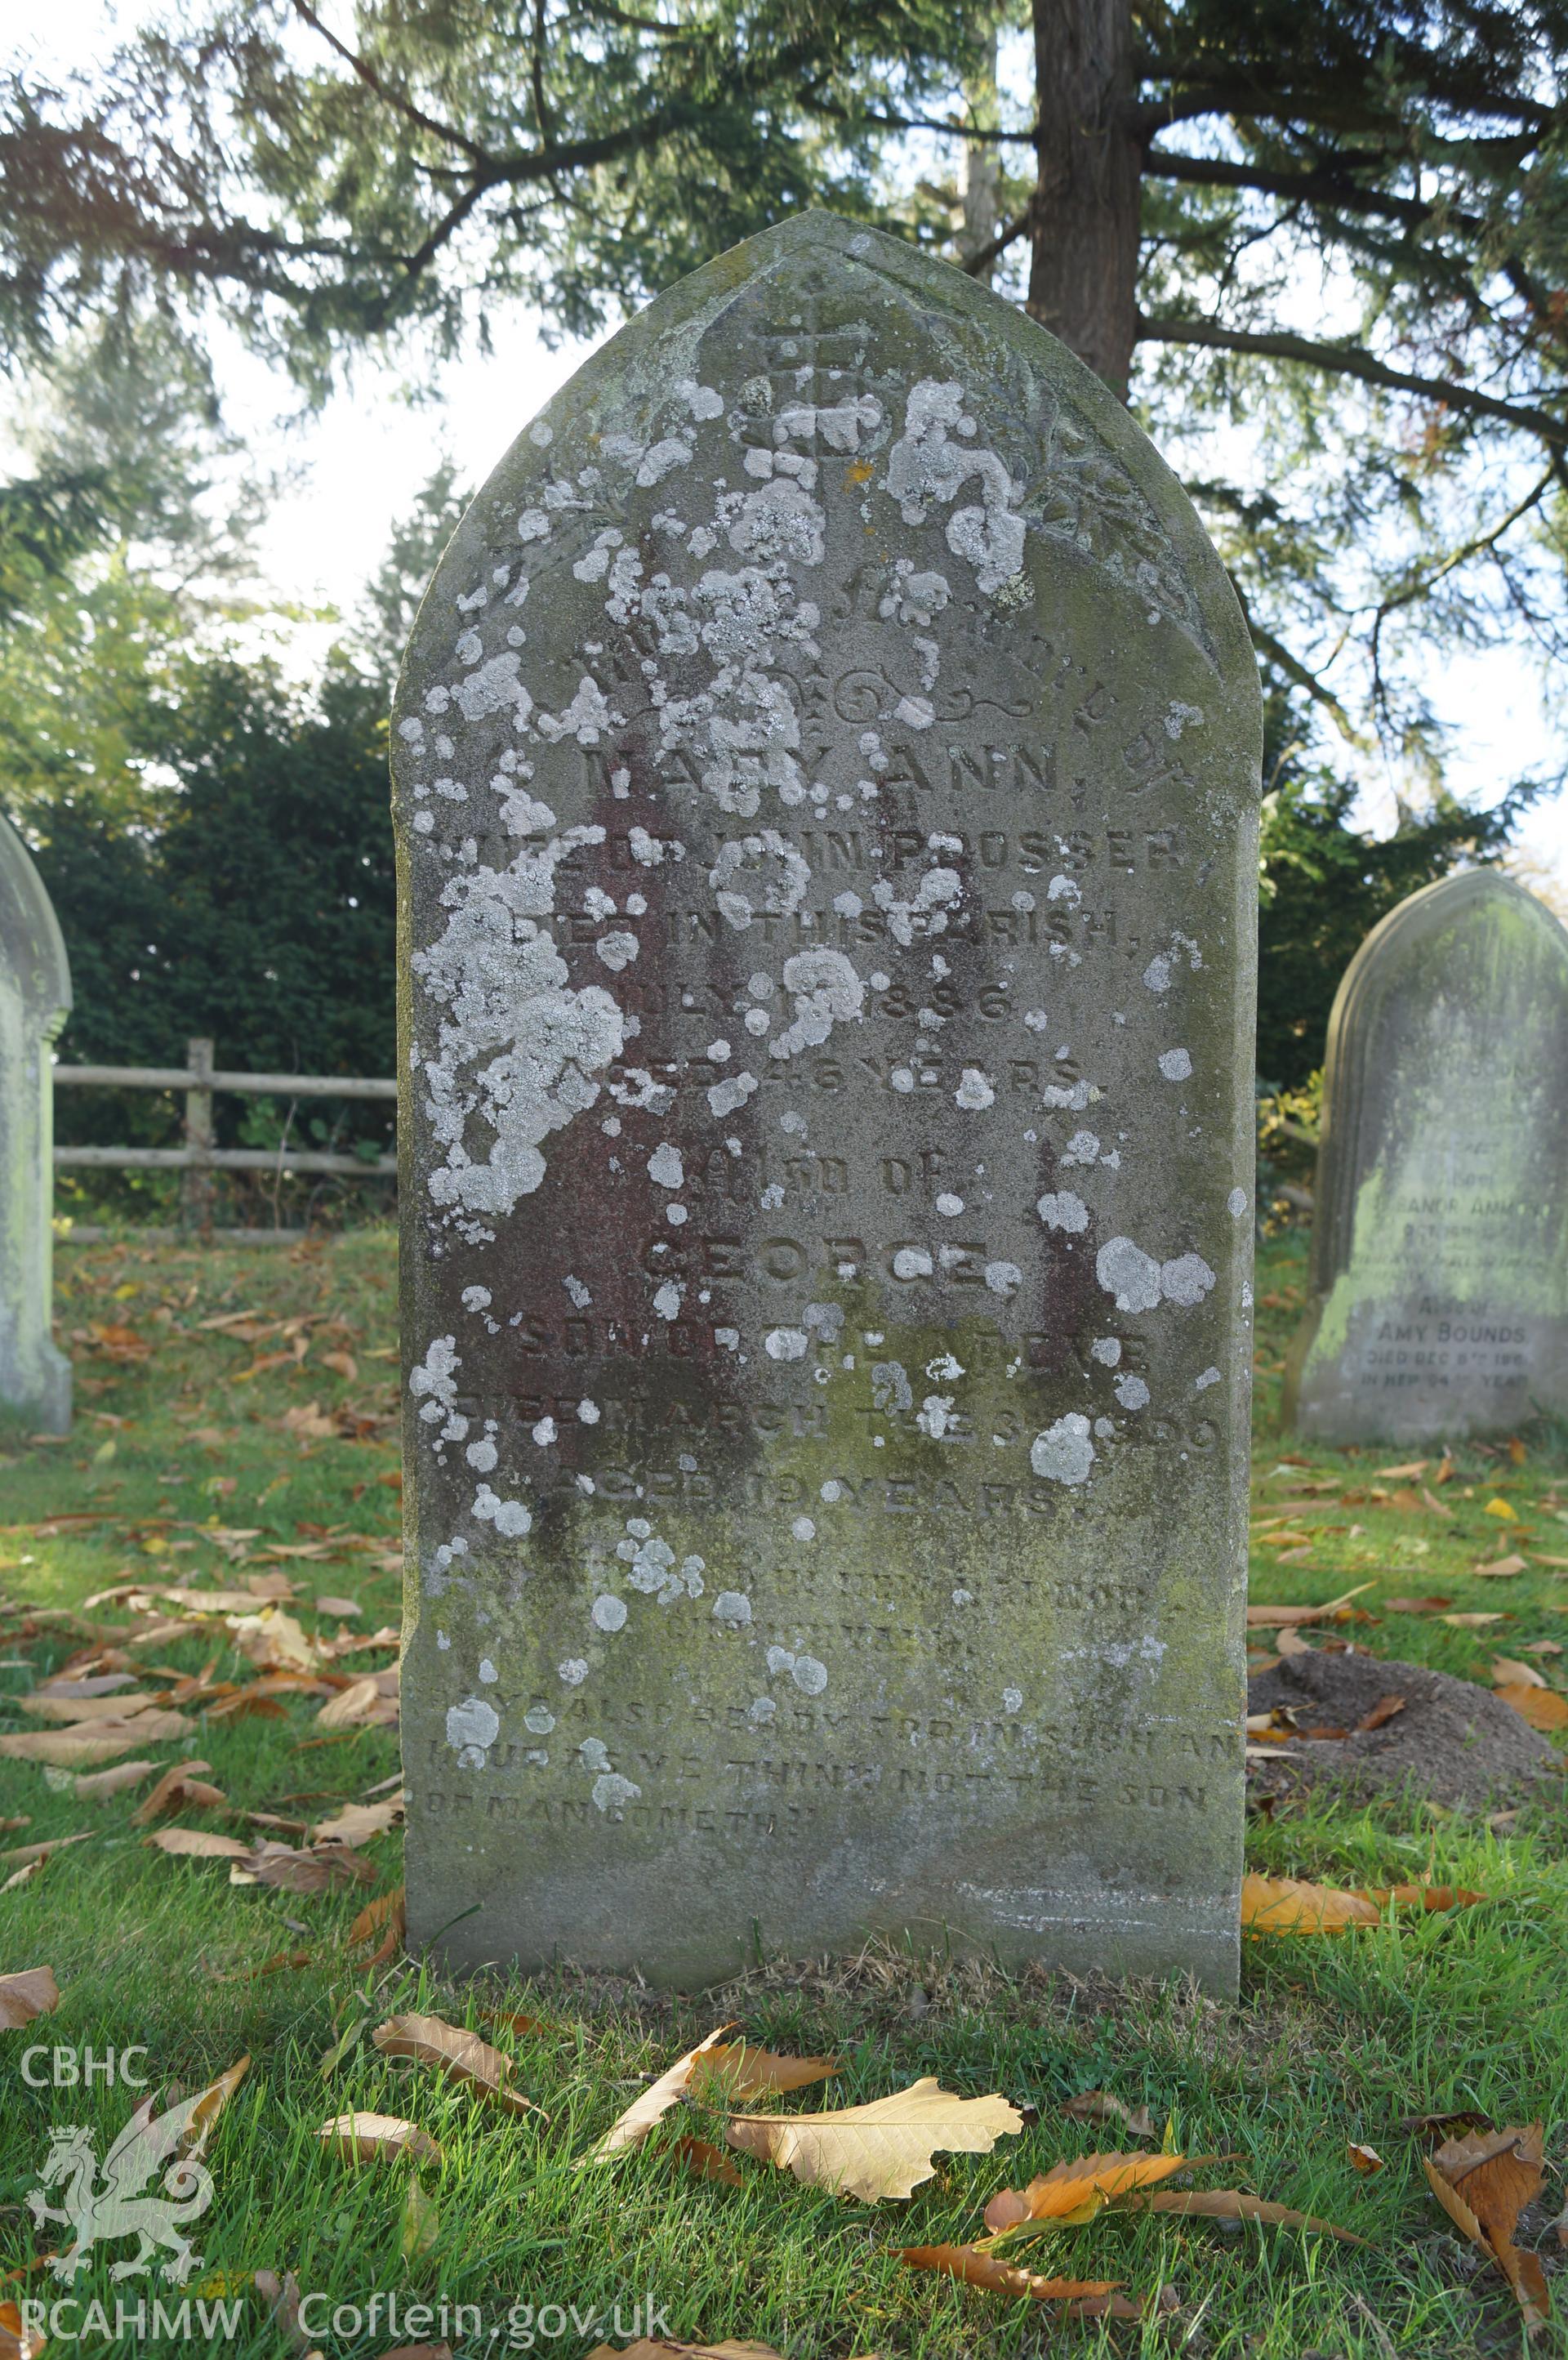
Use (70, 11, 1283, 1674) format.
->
(11, 0, 1568, 894)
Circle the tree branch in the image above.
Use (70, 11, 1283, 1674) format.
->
(960, 191, 1040, 278)
(289, 0, 496, 165)
(1136, 311, 1568, 448)
(1144, 147, 1486, 237)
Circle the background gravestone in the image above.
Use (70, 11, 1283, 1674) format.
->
(0, 812, 72, 1434)
(1285, 870, 1568, 1444)
(394, 212, 1262, 1992)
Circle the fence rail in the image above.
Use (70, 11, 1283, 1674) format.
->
(51, 1037, 399, 1225)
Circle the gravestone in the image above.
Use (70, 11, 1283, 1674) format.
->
(394, 212, 1262, 1992)
(0, 813, 72, 1434)
(1285, 871, 1568, 1443)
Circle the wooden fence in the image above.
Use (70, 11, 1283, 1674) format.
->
(52, 1036, 397, 1235)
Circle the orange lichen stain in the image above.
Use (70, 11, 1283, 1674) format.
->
(845, 461, 875, 484)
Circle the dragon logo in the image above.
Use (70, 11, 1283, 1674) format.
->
(26, 2086, 222, 2284)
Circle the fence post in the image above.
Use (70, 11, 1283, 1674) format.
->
(182, 1037, 215, 1236)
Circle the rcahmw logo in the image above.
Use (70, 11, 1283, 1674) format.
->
(16, 2296, 243, 2346)
(25, 2084, 224, 2285)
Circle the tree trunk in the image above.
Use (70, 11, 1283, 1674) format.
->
(960, 28, 1001, 288)
(1027, 0, 1141, 397)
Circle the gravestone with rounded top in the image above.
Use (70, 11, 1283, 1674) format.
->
(0, 813, 71, 1434)
(1285, 870, 1568, 1444)
(394, 212, 1262, 1992)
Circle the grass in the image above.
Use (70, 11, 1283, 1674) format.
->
(1, 1224, 1565, 2358)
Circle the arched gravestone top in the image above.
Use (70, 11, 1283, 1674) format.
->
(0, 811, 70, 1028)
(0, 811, 72, 1434)
(394, 211, 1263, 1992)
(1285, 868, 1568, 1443)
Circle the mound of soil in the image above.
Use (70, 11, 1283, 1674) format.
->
(1247, 1647, 1560, 1809)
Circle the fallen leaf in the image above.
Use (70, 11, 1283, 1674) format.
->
(240, 1840, 378, 1891)
(1442, 1612, 1509, 1627)
(1492, 1656, 1548, 1689)
(1421, 1488, 1456, 1519)
(69, 1758, 163, 1799)
(1245, 1586, 1375, 1627)
(1401, 2108, 1495, 2143)
(145, 1827, 254, 1860)
(321, 1351, 359, 1381)
(1355, 1694, 1406, 1732)
(726, 2077, 1022, 2202)
(348, 1886, 405, 1967)
(372, 2013, 542, 2117)
(900, 2246, 1136, 2312)
(1348, 2144, 1383, 2174)
(1424, 2123, 1551, 2333)
(1126, 2189, 1367, 2243)
(582, 2026, 735, 2161)
(0, 1715, 190, 1764)
(1241, 1874, 1380, 1932)
(1494, 1684, 1568, 1731)
(674, 2135, 746, 2186)
(18, 1691, 163, 1723)
(2, 1859, 43, 1892)
(691, 2041, 840, 2104)
(1485, 1497, 1519, 1521)
(1523, 1640, 1564, 1655)
(318, 2112, 443, 2166)
(0, 2295, 47, 2359)
(229, 1610, 320, 1672)
(316, 1676, 396, 1729)
(0, 1834, 91, 1869)
(314, 1595, 361, 1618)
(582, 2344, 789, 2360)
(1059, 2090, 1156, 2140)
(983, 2148, 1200, 2234)
(1359, 1884, 1489, 1912)
(131, 1760, 225, 1824)
(0, 1965, 59, 2028)
(479, 2005, 556, 2040)
(1383, 1597, 1453, 1613)
(176, 2054, 250, 2159)
(1377, 1460, 1429, 1479)
(310, 1796, 403, 1846)
(216, 1949, 313, 1983)
(1473, 1555, 1528, 1578)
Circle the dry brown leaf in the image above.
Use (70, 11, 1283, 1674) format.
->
(1495, 1682, 1568, 1731)
(130, 1759, 225, 1824)
(1377, 1460, 1429, 1479)
(318, 2111, 443, 2166)
(0, 1965, 59, 2028)
(238, 1840, 377, 1891)
(1128, 2189, 1367, 2243)
(184, 2055, 251, 2156)
(0, 2296, 47, 2360)
(1443, 1611, 1509, 1627)
(69, 1758, 162, 1799)
(581, 2344, 789, 2360)
(1059, 2090, 1156, 2141)
(1355, 1694, 1406, 1732)
(727, 2077, 1022, 2202)
(1358, 1884, 1490, 1913)
(0, 1834, 91, 1869)
(479, 2005, 557, 2040)
(1348, 2143, 1383, 2174)
(1383, 1597, 1453, 1614)
(310, 1796, 403, 1847)
(348, 1886, 405, 1967)
(372, 2012, 542, 2117)
(145, 1827, 254, 1860)
(983, 2148, 1200, 2233)
(1473, 1555, 1529, 1578)
(315, 1595, 361, 1617)
(1400, 2108, 1495, 2143)
(0, 1714, 190, 1764)
(1241, 1873, 1380, 1933)
(581, 2025, 735, 2162)
(1424, 2124, 1551, 2334)
(900, 2246, 1137, 2313)
(674, 2135, 746, 2187)
(321, 1351, 359, 1381)
(1245, 1582, 1374, 1628)
(691, 2041, 840, 2104)
(229, 1610, 320, 1672)
(316, 1675, 396, 1729)
(1492, 1657, 1548, 1689)
(17, 1691, 161, 1723)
